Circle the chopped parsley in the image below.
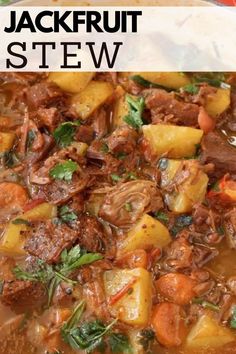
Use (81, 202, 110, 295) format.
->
(126, 172, 137, 180)
(53, 121, 81, 147)
(182, 83, 199, 95)
(100, 143, 109, 153)
(192, 298, 220, 312)
(58, 205, 77, 223)
(123, 95, 145, 129)
(12, 218, 30, 226)
(154, 211, 169, 225)
(111, 174, 121, 182)
(124, 202, 133, 212)
(171, 215, 193, 236)
(26, 129, 37, 149)
(2, 151, 20, 168)
(14, 245, 102, 306)
(139, 329, 155, 351)
(230, 306, 236, 329)
(116, 152, 127, 160)
(62, 301, 132, 353)
(49, 160, 78, 182)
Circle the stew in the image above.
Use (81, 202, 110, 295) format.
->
(0, 71, 236, 354)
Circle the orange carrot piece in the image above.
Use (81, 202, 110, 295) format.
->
(0, 182, 28, 209)
(155, 273, 196, 305)
(151, 302, 188, 348)
(198, 106, 215, 134)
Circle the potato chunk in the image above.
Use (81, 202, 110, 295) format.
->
(143, 125, 203, 159)
(161, 159, 209, 213)
(205, 88, 230, 117)
(104, 268, 152, 326)
(0, 132, 15, 153)
(71, 81, 114, 120)
(112, 92, 130, 128)
(48, 72, 94, 93)
(186, 314, 235, 348)
(119, 214, 171, 254)
(131, 72, 191, 89)
(0, 203, 57, 256)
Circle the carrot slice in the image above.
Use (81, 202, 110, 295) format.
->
(0, 182, 28, 209)
(198, 107, 215, 134)
(151, 302, 188, 347)
(108, 277, 137, 306)
(155, 273, 196, 305)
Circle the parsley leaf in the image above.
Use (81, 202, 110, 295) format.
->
(58, 205, 77, 223)
(61, 304, 132, 354)
(230, 306, 236, 329)
(53, 121, 81, 148)
(26, 129, 37, 149)
(12, 218, 30, 226)
(124, 202, 132, 212)
(109, 333, 132, 353)
(111, 174, 121, 182)
(123, 95, 145, 129)
(14, 246, 102, 306)
(171, 215, 192, 236)
(139, 329, 155, 351)
(49, 160, 78, 182)
(2, 151, 20, 168)
(154, 211, 169, 224)
(192, 298, 219, 312)
(100, 143, 109, 153)
(182, 83, 199, 94)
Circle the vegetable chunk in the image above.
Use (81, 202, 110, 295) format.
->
(131, 72, 191, 89)
(71, 81, 114, 120)
(151, 303, 188, 347)
(205, 87, 230, 117)
(104, 268, 152, 326)
(0, 132, 15, 153)
(0, 203, 57, 256)
(143, 125, 203, 159)
(48, 72, 94, 93)
(119, 213, 171, 254)
(161, 159, 209, 213)
(186, 314, 235, 348)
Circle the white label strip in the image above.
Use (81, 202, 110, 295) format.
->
(0, 6, 236, 71)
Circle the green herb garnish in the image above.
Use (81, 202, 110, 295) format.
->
(126, 172, 137, 180)
(154, 211, 169, 224)
(124, 202, 133, 212)
(192, 298, 220, 312)
(58, 205, 77, 223)
(3, 151, 20, 168)
(26, 129, 36, 149)
(182, 83, 199, 94)
(14, 245, 102, 306)
(53, 121, 81, 147)
(116, 152, 127, 160)
(49, 160, 78, 182)
(230, 306, 236, 329)
(171, 215, 193, 236)
(100, 143, 109, 153)
(62, 302, 132, 353)
(123, 95, 145, 129)
(139, 329, 155, 351)
(111, 174, 121, 182)
(12, 218, 30, 226)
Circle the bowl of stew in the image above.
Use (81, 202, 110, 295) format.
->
(1, 1, 236, 354)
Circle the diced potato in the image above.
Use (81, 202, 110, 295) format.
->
(0, 203, 57, 256)
(71, 81, 114, 120)
(131, 72, 191, 89)
(144, 124, 203, 158)
(119, 214, 171, 254)
(68, 142, 88, 157)
(161, 160, 209, 213)
(0, 132, 15, 153)
(113, 93, 129, 128)
(48, 72, 94, 93)
(186, 314, 235, 349)
(205, 88, 230, 117)
(143, 125, 203, 159)
(104, 268, 152, 326)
